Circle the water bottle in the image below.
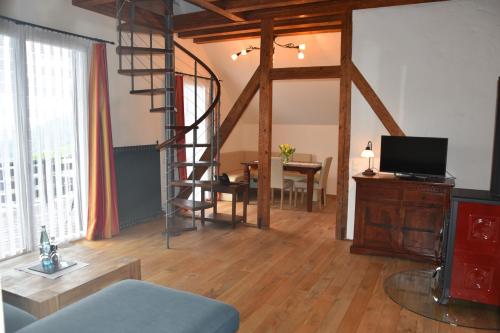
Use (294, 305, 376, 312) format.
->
(39, 226, 52, 268)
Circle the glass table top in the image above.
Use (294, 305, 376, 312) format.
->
(384, 269, 500, 330)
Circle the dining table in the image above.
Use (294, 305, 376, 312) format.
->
(241, 160, 322, 212)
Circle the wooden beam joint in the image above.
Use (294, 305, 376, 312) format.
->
(351, 63, 405, 136)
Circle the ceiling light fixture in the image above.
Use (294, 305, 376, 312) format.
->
(231, 46, 260, 61)
(231, 37, 306, 61)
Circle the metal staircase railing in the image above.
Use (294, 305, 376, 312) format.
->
(116, 0, 221, 248)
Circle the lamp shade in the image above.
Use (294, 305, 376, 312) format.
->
(361, 149, 375, 158)
(361, 141, 375, 158)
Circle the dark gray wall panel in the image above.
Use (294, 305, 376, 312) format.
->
(114, 145, 163, 229)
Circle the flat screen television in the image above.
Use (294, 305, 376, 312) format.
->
(379, 135, 448, 177)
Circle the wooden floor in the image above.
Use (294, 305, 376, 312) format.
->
(76, 197, 494, 333)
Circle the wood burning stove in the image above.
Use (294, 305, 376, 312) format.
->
(435, 78, 500, 306)
(437, 189, 500, 306)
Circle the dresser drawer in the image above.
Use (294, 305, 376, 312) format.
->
(403, 187, 445, 205)
(358, 184, 401, 201)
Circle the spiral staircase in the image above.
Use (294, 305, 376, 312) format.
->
(116, 0, 220, 248)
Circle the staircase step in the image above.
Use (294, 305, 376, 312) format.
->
(118, 22, 164, 35)
(130, 88, 174, 95)
(171, 180, 210, 187)
(171, 198, 213, 211)
(116, 46, 172, 55)
(150, 106, 175, 113)
(168, 143, 211, 148)
(164, 216, 197, 236)
(118, 68, 173, 76)
(172, 161, 217, 167)
(165, 125, 199, 130)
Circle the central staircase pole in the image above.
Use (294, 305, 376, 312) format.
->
(164, 0, 176, 248)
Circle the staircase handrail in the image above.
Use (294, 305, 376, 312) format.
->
(155, 41, 221, 151)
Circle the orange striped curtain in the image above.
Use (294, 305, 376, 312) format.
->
(86, 43, 119, 240)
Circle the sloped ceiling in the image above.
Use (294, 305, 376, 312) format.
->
(191, 32, 341, 125)
(173, 0, 203, 15)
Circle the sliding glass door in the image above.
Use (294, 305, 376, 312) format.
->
(0, 20, 89, 260)
(0, 33, 26, 258)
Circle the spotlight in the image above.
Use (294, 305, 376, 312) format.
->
(231, 53, 238, 61)
(241, 49, 247, 56)
(297, 51, 305, 60)
(298, 43, 306, 51)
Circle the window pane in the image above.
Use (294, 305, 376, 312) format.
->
(26, 40, 84, 243)
(0, 34, 25, 259)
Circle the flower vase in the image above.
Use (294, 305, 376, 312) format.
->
(282, 155, 290, 164)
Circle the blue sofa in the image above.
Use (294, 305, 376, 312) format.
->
(4, 279, 239, 333)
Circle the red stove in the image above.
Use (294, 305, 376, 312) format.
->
(437, 189, 500, 306)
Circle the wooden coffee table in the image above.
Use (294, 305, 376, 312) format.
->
(0, 245, 141, 318)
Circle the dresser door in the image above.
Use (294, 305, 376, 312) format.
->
(357, 200, 401, 251)
(401, 206, 442, 258)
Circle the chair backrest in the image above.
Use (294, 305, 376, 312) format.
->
(319, 157, 333, 190)
(291, 153, 312, 162)
(270, 157, 284, 189)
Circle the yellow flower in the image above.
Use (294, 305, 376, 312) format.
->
(279, 144, 296, 157)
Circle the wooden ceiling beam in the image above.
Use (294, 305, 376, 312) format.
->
(73, 0, 113, 6)
(215, 0, 330, 13)
(74, 0, 240, 33)
(270, 66, 341, 80)
(193, 24, 341, 43)
(184, 0, 246, 22)
(173, 11, 245, 32)
(73, 0, 446, 35)
(178, 15, 342, 39)
(74, 1, 166, 30)
(244, 0, 446, 20)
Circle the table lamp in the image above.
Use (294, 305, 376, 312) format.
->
(361, 141, 375, 176)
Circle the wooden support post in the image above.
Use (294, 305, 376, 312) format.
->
(257, 19, 274, 229)
(336, 10, 352, 240)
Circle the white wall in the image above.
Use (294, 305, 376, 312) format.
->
(239, 123, 338, 194)
(347, 0, 500, 238)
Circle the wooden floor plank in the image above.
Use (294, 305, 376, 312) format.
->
(73, 198, 485, 333)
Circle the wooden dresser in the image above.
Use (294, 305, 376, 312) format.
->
(351, 173, 455, 263)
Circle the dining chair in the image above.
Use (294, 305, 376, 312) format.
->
(294, 157, 333, 209)
(270, 157, 294, 209)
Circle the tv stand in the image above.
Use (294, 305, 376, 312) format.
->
(351, 173, 455, 262)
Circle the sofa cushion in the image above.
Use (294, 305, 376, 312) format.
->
(3, 303, 37, 333)
(18, 279, 239, 333)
